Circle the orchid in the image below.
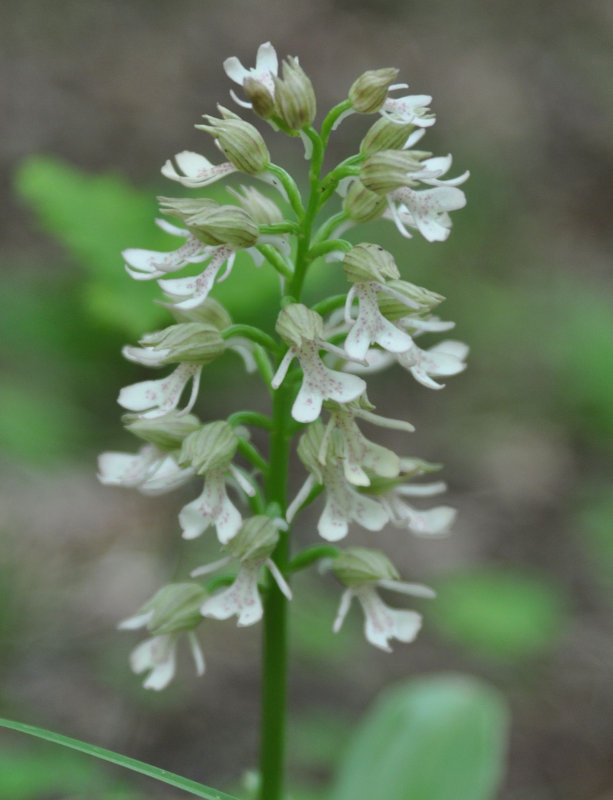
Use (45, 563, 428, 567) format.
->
(100, 42, 470, 800)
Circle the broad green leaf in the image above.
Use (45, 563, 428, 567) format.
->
(329, 674, 508, 800)
(15, 155, 166, 336)
(0, 718, 240, 800)
(430, 568, 565, 659)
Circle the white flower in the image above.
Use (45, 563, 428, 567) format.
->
(119, 585, 206, 691)
(344, 281, 414, 361)
(396, 339, 468, 389)
(97, 445, 193, 495)
(192, 516, 292, 626)
(179, 468, 244, 544)
(289, 465, 389, 542)
(161, 150, 238, 188)
(348, 339, 468, 388)
(381, 480, 457, 536)
(157, 246, 237, 310)
(272, 340, 366, 424)
(386, 185, 467, 242)
(334, 579, 434, 651)
(223, 41, 279, 108)
(319, 403, 410, 487)
(195, 558, 291, 627)
(123, 219, 214, 281)
(118, 363, 202, 419)
(380, 85, 436, 127)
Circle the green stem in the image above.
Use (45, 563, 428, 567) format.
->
(227, 411, 273, 430)
(266, 164, 305, 219)
(288, 545, 340, 573)
(307, 239, 352, 260)
(258, 120, 330, 800)
(259, 382, 292, 800)
(257, 244, 293, 279)
(222, 325, 280, 354)
(320, 99, 352, 147)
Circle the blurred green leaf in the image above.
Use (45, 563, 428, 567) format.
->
(430, 568, 565, 659)
(544, 286, 613, 443)
(15, 155, 166, 337)
(0, 382, 81, 461)
(329, 674, 508, 800)
(575, 490, 613, 600)
(0, 747, 142, 799)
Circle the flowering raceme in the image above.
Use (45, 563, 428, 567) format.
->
(99, 41, 468, 693)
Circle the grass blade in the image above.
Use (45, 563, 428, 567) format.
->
(0, 717, 240, 800)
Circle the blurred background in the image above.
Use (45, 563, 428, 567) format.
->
(1, 1, 612, 798)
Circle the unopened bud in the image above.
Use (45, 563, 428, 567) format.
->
(297, 421, 327, 478)
(166, 297, 233, 331)
(360, 150, 424, 195)
(332, 547, 399, 586)
(124, 411, 202, 450)
(196, 109, 270, 174)
(342, 180, 387, 223)
(179, 421, 239, 474)
(273, 57, 316, 130)
(225, 515, 282, 561)
(366, 457, 441, 495)
(228, 185, 283, 225)
(377, 280, 444, 320)
(349, 68, 398, 113)
(137, 583, 208, 635)
(186, 204, 259, 248)
(140, 323, 225, 364)
(343, 243, 400, 284)
(276, 303, 324, 348)
(244, 76, 276, 119)
(360, 117, 415, 156)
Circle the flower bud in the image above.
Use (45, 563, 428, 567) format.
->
(360, 150, 425, 195)
(342, 180, 387, 223)
(225, 515, 282, 561)
(348, 68, 398, 113)
(377, 280, 444, 320)
(296, 420, 327, 478)
(158, 196, 217, 220)
(343, 243, 400, 284)
(196, 108, 270, 174)
(139, 323, 225, 364)
(179, 421, 239, 474)
(186, 204, 259, 248)
(137, 583, 208, 635)
(244, 76, 276, 119)
(124, 411, 202, 450)
(273, 57, 316, 130)
(366, 457, 442, 495)
(332, 547, 399, 586)
(276, 303, 324, 348)
(360, 117, 415, 156)
(228, 185, 283, 225)
(166, 297, 233, 331)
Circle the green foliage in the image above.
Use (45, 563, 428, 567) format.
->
(574, 489, 613, 600)
(329, 674, 508, 800)
(544, 288, 613, 444)
(0, 717, 240, 800)
(430, 568, 565, 659)
(0, 746, 142, 800)
(15, 155, 167, 337)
